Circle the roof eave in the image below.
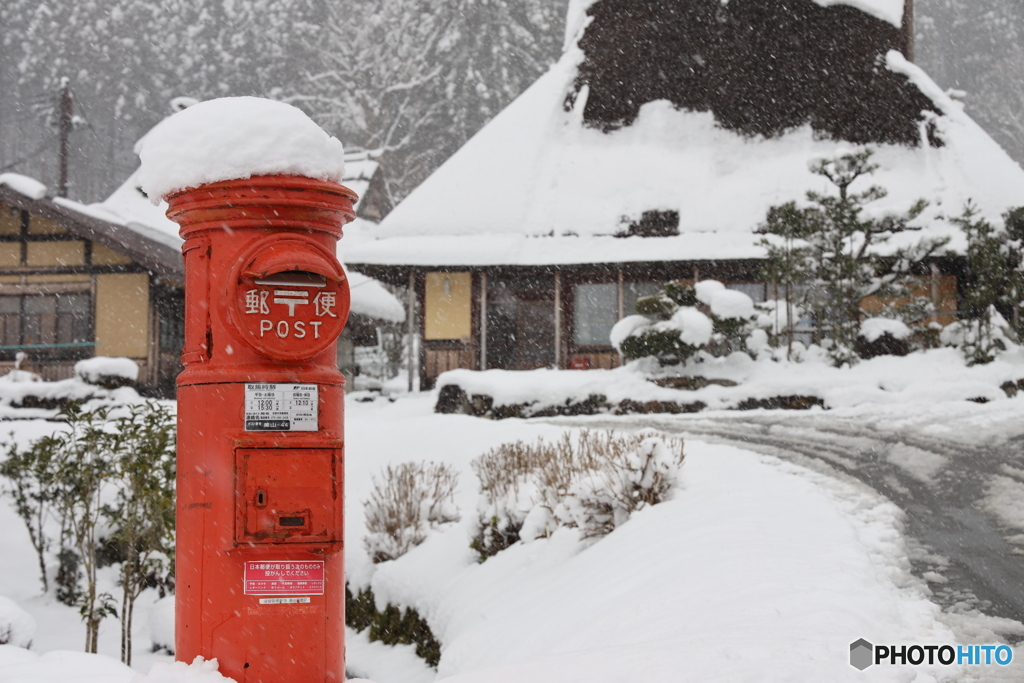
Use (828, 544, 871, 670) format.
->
(0, 187, 184, 280)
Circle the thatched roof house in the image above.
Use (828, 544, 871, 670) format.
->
(347, 0, 1024, 387)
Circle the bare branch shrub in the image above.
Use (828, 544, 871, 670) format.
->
(363, 462, 460, 563)
(565, 435, 686, 539)
(471, 431, 686, 558)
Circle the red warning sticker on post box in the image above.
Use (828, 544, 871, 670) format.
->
(244, 561, 325, 596)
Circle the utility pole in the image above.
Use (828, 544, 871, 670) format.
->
(58, 77, 73, 198)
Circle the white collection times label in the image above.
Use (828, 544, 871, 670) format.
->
(244, 384, 318, 431)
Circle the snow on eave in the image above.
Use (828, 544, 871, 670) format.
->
(97, 168, 183, 245)
(346, 269, 405, 323)
(0, 173, 47, 200)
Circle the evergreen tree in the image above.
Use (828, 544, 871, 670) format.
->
(301, 0, 563, 202)
(757, 149, 945, 366)
(1003, 206, 1024, 338)
(756, 202, 813, 359)
(950, 202, 1024, 364)
(0, 0, 563, 203)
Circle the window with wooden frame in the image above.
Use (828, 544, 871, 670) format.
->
(0, 288, 93, 360)
(572, 282, 618, 347)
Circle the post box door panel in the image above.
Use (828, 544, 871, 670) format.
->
(236, 448, 341, 544)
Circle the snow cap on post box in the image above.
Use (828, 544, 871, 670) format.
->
(136, 96, 346, 202)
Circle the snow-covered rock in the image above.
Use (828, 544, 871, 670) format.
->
(137, 97, 346, 202)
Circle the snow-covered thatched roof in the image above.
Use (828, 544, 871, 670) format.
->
(346, 0, 1024, 269)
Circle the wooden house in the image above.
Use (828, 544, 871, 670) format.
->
(0, 173, 184, 393)
(345, 0, 1024, 388)
(0, 149, 403, 395)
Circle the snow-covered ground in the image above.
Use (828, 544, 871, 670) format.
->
(2, 380, 1023, 682)
(437, 345, 1024, 414)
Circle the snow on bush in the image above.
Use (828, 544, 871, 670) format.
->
(693, 279, 725, 305)
(706, 288, 756, 320)
(74, 357, 139, 387)
(941, 307, 1019, 365)
(131, 656, 236, 683)
(614, 307, 713, 365)
(0, 596, 36, 648)
(609, 315, 650, 351)
(563, 437, 686, 539)
(363, 462, 460, 563)
(668, 307, 715, 346)
(616, 280, 759, 364)
(137, 97, 346, 202)
(860, 317, 912, 342)
(471, 431, 686, 554)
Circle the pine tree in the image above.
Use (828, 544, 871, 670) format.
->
(757, 149, 946, 366)
(1003, 206, 1024, 339)
(756, 202, 813, 359)
(950, 202, 1024, 364)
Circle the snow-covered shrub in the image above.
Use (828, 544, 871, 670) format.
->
(614, 280, 759, 365)
(696, 281, 758, 355)
(0, 401, 176, 661)
(471, 431, 685, 557)
(855, 317, 912, 359)
(0, 596, 35, 648)
(74, 357, 139, 389)
(941, 307, 1017, 365)
(369, 597, 442, 667)
(562, 436, 685, 539)
(470, 439, 553, 558)
(363, 461, 460, 563)
(345, 584, 442, 667)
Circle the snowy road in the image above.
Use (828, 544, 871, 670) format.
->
(548, 403, 1024, 630)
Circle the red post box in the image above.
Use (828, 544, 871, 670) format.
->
(166, 175, 356, 682)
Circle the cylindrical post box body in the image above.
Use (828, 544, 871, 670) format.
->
(170, 176, 356, 683)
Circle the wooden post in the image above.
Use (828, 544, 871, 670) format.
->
(407, 270, 415, 392)
(617, 268, 625, 319)
(554, 270, 562, 368)
(479, 271, 488, 370)
(58, 78, 73, 198)
(930, 262, 940, 325)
